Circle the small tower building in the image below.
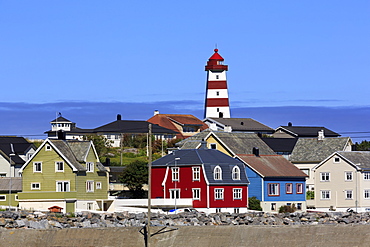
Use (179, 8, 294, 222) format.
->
(204, 49, 230, 118)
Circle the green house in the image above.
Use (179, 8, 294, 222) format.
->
(18, 139, 111, 213)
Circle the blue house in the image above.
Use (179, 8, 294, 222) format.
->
(237, 154, 307, 212)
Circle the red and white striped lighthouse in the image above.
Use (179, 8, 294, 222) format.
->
(204, 48, 230, 118)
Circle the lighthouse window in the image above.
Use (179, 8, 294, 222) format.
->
(217, 61, 223, 65)
(216, 91, 219, 96)
(216, 75, 219, 79)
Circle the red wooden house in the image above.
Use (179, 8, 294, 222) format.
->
(151, 146, 250, 214)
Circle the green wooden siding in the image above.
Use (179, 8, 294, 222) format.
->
(0, 192, 19, 207)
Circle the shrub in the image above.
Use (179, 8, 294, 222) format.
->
(248, 196, 262, 211)
(278, 204, 296, 213)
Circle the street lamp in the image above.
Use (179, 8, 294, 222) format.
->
(8, 143, 15, 211)
(174, 157, 180, 212)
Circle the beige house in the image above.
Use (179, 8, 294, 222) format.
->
(312, 151, 370, 212)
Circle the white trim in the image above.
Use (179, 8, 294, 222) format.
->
(31, 182, 41, 190)
(55, 161, 64, 172)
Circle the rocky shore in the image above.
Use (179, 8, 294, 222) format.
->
(0, 210, 369, 229)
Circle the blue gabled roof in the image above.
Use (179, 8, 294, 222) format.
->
(152, 149, 249, 185)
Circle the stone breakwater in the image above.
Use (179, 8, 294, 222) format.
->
(0, 210, 369, 229)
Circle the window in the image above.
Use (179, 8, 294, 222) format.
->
(321, 190, 331, 199)
(34, 162, 42, 173)
(0, 174, 6, 177)
(86, 162, 94, 172)
(364, 189, 370, 199)
(96, 182, 102, 190)
(171, 167, 179, 181)
(183, 126, 195, 132)
(216, 75, 219, 79)
(286, 183, 293, 194)
(170, 189, 180, 199)
(0, 195, 5, 201)
(345, 171, 353, 181)
(364, 172, 370, 180)
(232, 166, 240, 180)
(233, 188, 242, 200)
(297, 203, 302, 210)
(334, 157, 341, 163)
(268, 183, 280, 196)
(87, 203, 93, 210)
(296, 183, 303, 194)
(45, 145, 51, 151)
(192, 188, 200, 200)
(216, 91, 219, 96)
(106, 135, 111, 139)
(271, 203, 276, 211)
(320, 172, 330, 181)
(31, 183, 40, 190)
(192, 167, 200, 181)
(56, 181, 70, 192)
(234, 208, 240, 214)
(214, 166, 222, 180)
(55, 162, 64, 172)
(215, 188, 224, 200)
(210, 143, 217, 149)
(345, 190, 353, 200)
(86, 181, 94, 192)
(216, 208, 221, 213)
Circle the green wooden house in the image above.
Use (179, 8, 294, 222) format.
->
(0, 177, 22, 209)
(18, 138, 110, 213)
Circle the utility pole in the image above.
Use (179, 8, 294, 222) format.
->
(147, 124, 152, 247)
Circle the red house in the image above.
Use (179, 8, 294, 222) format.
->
(151, 146, 250, 214)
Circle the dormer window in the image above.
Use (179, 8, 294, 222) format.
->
(214, 166, 222, 180)
(232, 166, 240, 180)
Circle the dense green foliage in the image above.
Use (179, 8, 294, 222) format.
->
(83, 135, 113, 156)
(355, 140, 370, 151)
(278, 204, 296, 213)
(306, 191, 314, 200)
(248, 196, 262, 211)
(119, 160, 148, 198)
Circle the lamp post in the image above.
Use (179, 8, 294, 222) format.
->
(8, 143, 15, 211)
(174, 157, 180, 212)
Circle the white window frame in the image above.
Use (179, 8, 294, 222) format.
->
(45, 145, 51, 151)
(321, 190, 331, 200)
(268, 183, 280, 196)
(55, 161, 64, 172)
(86, 181, 94, 192)
(364, 189, 370, 199)
(364, 172, 370, 180)
(87, 202, 93, 210)
(33, 162, 42, 173)
(214, 166, 222, 180)
(96, 182, 102, 190)
(320, 172, 330, 182)
(192, 167, 200, 181)
(296, 183, 304, 194)
(169, 189, 180, 199)
(214, 188, 224, 200)
(345, 171, 353, 181)
(233, 188, 242, 200)
(192, 188, 200, 200)
(56, 181, 70, 192)
(0, 195, 6, 201)
(345, 190, 353, 200)
(171, 167, 179, 182)
(86, 162, 94, 172)
(31, 183, 40, 190)
(232, 166, 240, 180)
(334, 157, 341, 163)
(210, 143, 217, 149)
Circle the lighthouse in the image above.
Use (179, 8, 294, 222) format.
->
(204, 48, 230, 118)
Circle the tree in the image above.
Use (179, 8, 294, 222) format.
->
(119, 160, 148, 198)
(83, 135, 112, 156)
(355, 140, 370, 151)
(248, 196, 262, 211)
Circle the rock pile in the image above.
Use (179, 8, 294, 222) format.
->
(0, 210, 369, 229)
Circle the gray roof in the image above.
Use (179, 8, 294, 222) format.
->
(152, 149, 249, 185)
(49, 140, 107, 172)
(205, 118, 274, 133)
(177, 130, 276, 155)
(290, 137, 351, 163)
(0, 178, 22, 191)
(276, 126, 340, 137)
(337, 151, 370, 170)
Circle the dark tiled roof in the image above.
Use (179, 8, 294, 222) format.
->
(0, 137, 35, 165)
(276, 126, 340, 137)
(0, 178, 22, 191)
(50, 140, 87, 171)
(238, 155, 307, 178)
(50, 116, 72, 123)
(205, 118, 274, 133)
(152, 149, 249, 185)
(94, 120, 178, 134)
(177, 130, 276, 155)
(261, 138, 298, 153)
(290, 137, 352, 163)
(337, 151, 370, 170)
(0, 136, 30, 144)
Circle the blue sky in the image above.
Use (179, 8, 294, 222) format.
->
(0, 1, 369, 141)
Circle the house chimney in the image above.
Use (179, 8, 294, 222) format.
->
(288, 122, 293, 127)
(318, 130, 325, 141)
(57, 130, 66, 140)
(117, 114, 122, 121)
(105, 157, 111, 166)
(200, 139, 208, 149)
(252, 147, 260, 157)
(154, 110, 159, 115)
(224, 125, 232, 132)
